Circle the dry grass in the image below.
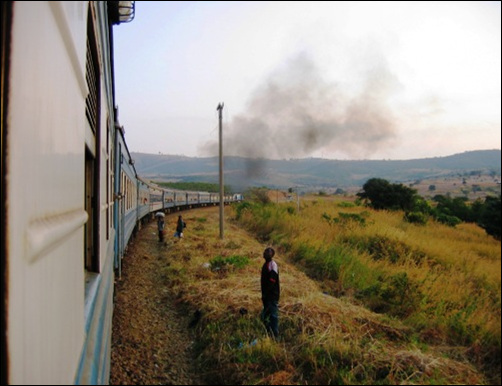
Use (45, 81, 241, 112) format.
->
(248, 198, 500, 330)
(159, 205, 493, 384)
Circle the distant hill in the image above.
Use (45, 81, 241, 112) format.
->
(131, 150, 501, 190)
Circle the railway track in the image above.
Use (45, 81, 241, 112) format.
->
(111, 212, 203, 385)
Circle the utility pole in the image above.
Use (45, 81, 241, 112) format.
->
(289, 186, 300, 212)
(217, 102, 224, 239)
(296, 187, 300, 213)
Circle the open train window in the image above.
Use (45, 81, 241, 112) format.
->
(84, 4, 100, 273)
(84, 149, 98, 272)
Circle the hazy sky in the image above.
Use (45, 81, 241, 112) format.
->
(113, 1, 501, 160)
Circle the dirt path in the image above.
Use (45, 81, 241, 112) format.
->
(110, 215, 202, 385)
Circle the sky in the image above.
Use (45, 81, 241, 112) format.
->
(113, 1, 501, 161)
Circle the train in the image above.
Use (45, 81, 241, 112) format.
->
(1, 2, 241, 384)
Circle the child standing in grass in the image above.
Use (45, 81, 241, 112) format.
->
(260, 247, 280, 338)
(174, 215, 186, 238)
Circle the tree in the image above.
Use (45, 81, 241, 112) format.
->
(478, 196, 501, 240)
(433, 195, 475, 222)
(357, 178, 418, 211)
(358, 178, 392, 210)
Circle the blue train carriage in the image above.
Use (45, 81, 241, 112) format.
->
(137, 177, 152, 220)
(174, 189, 188, 207)
(163, 188, 176, 209)
(149, 183, 165, 213)
(1, 1, 135, 384)
(187, 190, 200, 208)
(199, 191, 211, 206)
(114, 123, 140, 276)
(233, 193, 244, 202)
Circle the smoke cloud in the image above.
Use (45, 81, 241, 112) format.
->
(201, 54, 400, 176)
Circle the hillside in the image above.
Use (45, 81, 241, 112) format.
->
(131, 150, 501, 191)
(111, 204, 500, 385)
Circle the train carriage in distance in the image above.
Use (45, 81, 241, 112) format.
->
(137, 178, 151, 222)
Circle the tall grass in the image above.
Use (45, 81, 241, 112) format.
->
(234, 198, 501, 379)
(156, 206, 497, 384)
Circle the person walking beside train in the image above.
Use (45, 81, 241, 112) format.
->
(260, 247, 280, 338)
(155, 212, 165, 242)
(174, 215, 186, 238)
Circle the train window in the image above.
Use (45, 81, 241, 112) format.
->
(128, 178, 131, 210)
(106, 120, 110, 240)
(126, 178, 129, 210)
(110, 137, 114, 232)
(85, 149, 99, 272)
(85, 10, 99, 134)
(128, 177, 130, 210)
(122, 172, 126, 210)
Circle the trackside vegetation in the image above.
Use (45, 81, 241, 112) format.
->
(159, 198, 500, 385)
(234, 196, 501, 383)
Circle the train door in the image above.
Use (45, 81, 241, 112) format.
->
(1, 2, 12, 383)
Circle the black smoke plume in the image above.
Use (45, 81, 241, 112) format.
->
(201, 54, 400, 178)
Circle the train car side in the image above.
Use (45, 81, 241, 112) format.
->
(2, 2, 133, 384)
(1, 2, 242, 384)
(149, 184, 165, 213)
(137, 177, 151, 219)
(4, 3, 90, 383)
(114, 128, 138, 279)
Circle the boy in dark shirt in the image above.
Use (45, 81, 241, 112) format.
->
(260, 247, 280, 338)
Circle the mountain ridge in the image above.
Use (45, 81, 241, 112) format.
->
(131, 149, 501, 190)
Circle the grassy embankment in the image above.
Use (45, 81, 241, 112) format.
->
(160, 199, 500, 385)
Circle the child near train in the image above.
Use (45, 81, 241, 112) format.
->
(174, 215, 186, 238)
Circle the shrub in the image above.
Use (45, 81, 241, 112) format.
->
(436, 214, 462, 227)
(337, 212, 366, 226)
(358, 272, 422, 318)
(337, 201, 356, 208)
(235, 202, 253, 221)
(246, 188, 271, 204)
(347, 235, 426, 265)
(210, 255, 250, 271)
(404, 211, 428, 225)
(321, 212, 366, 227)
